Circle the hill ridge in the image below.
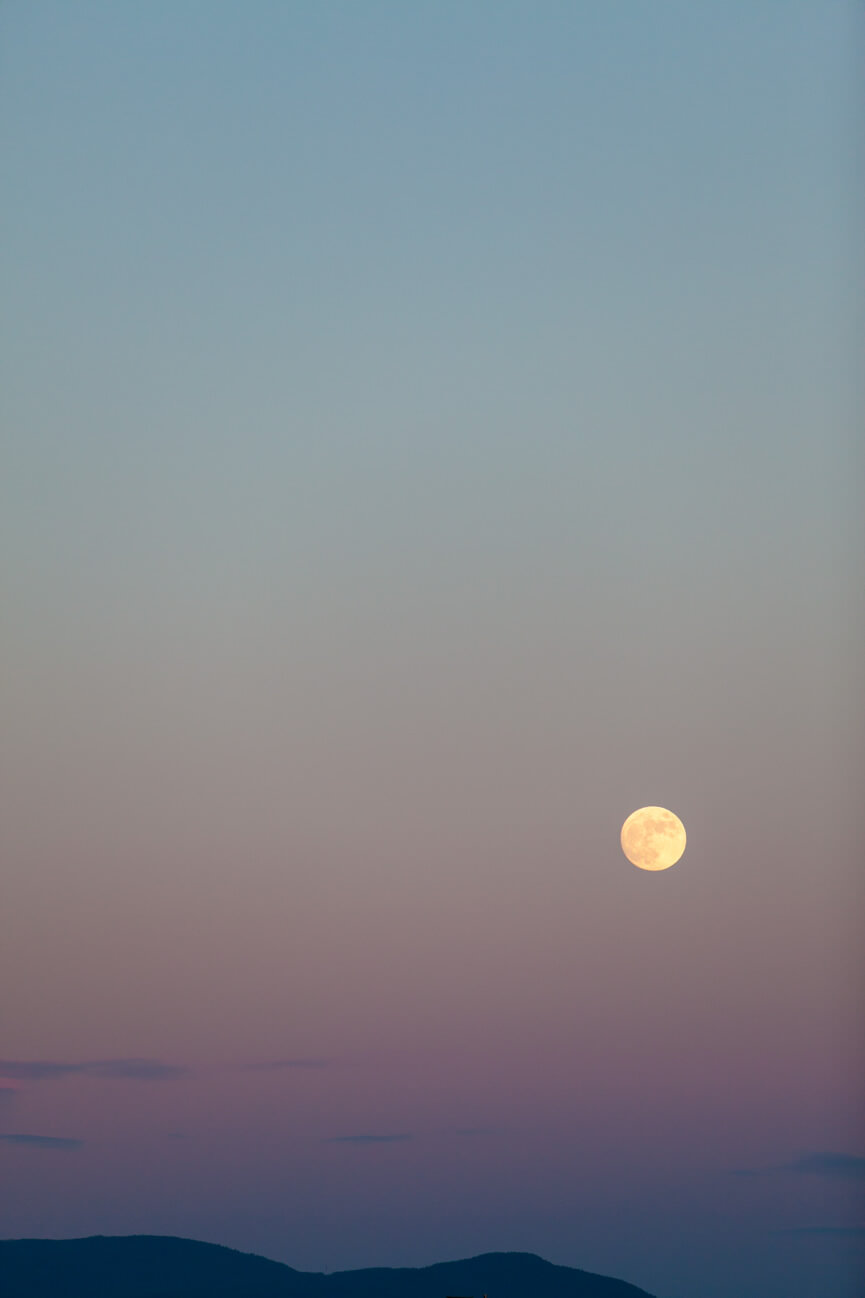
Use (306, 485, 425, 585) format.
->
(0, 1235, 657, 1298)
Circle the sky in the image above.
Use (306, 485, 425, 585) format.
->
(0, 4, 862, 1297)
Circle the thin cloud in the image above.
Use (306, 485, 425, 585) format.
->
(732, 1151, 865, 1180)
(0, 1058, 187, 1082)
(248, 1058, 333, 1071)
(787, 1153, 865, 1179)
(325, 1133, 411, 1144)
(453, 1126, 505, 1137)
(777, 1227, 865, 1238)
(86, 1059, 188, 1080)
(0, 1061, 80, 1080)
(0, 1133, 82, 1149)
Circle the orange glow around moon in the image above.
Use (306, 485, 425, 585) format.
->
(621, 806, 686, 871)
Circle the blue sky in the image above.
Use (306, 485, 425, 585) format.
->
(1, 6, 862, 1298)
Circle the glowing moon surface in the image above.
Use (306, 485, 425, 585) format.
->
(621, 806, 686, 871)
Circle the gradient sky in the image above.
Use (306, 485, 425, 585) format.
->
(1, 5, 862, 1298)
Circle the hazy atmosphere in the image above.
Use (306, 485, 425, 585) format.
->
(1, 5, 862, 1298)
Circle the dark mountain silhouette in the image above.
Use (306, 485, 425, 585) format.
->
(0, 1236, 656, 1298)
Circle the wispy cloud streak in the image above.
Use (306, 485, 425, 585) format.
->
(786, 1153, 865, 1179)
(0, 1058, 187, 1082)
(247, 1058, 333, 1071)
(777, 1227, 865, 1238)
(733, 1151, 865, 1179)
(0, 1061, 79, 1080)
(0, 1133, 82, 1149)
(452, 1126, 505, 1137)
(86, 1059, 188, 1080)
(325, 1133, 411, 1144)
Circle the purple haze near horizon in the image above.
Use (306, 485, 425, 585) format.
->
(1, 4, 862, 1297)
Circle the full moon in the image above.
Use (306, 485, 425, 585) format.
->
(621, 806, 686, 871)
